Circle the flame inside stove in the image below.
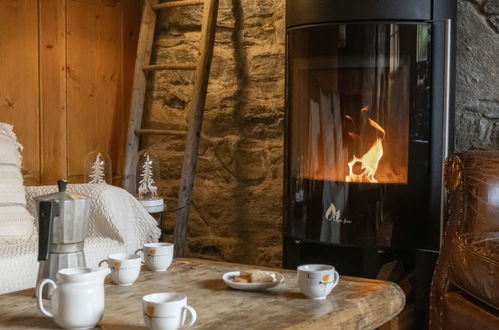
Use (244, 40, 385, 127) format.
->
(345, 109, 385, 183)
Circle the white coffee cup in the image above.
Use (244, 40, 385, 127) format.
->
(98, 253, 141, 286)
(297, 264, 339, 300)
(142, 292, 197, 330)
(135, 243, 173, 272)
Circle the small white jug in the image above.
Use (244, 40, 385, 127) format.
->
(36, 267, 110, 329)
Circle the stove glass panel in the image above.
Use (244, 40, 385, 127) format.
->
(286, 23, 432, 248)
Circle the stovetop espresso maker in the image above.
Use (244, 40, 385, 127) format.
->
(35, 180, 91, 298)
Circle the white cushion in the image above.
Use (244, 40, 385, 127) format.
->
(0, 123, 34, 242)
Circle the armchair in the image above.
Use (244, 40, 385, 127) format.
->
(430, 150, 499, 329)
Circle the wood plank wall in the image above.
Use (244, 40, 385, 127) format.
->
(0, 0, 141, 186)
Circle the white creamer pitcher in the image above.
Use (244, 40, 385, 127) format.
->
(36, 267, 110, 329)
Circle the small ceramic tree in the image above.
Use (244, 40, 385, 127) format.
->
(89, 154, 106, 184)
(135, 150, 164, 213)
(84, 151, 112, 184)
(138, 153, 158, 199)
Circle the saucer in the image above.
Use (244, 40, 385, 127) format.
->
(222, 271, 284, 291)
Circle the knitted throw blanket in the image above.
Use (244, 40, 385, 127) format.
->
(0, 123, 34, 242)
(0, 184, 162, 294)
(25, 184, 161, 247)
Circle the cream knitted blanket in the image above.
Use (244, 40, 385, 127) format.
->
(0, 183, 161, 294)
(25, 183, 161, 246)
(0, 123, 34, 242)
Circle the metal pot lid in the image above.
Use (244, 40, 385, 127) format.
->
(34, 180, 89, 202)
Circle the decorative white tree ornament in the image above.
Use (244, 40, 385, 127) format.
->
(135, 150, 164, 213)
(138, 153, 158, 198)
(84, 151, 112, 184)
(89, 154, 106, 184)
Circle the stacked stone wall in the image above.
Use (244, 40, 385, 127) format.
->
(455, 0, 499, 151)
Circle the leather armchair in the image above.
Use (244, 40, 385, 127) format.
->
(430, 150, 499, 329)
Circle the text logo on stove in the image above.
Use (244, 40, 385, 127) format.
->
(325, 202, 352, 224)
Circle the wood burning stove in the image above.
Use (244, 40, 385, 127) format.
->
(283, 0, 456, 327)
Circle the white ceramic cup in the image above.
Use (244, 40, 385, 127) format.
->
(98, 253, 141, 286)
(297, 264, 340, 300)
(142, 292, 197, 330)
(135, 243, 173, 272)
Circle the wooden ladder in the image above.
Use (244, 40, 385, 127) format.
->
(123, 0, 219, 257)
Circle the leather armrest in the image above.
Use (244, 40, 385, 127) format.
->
(430, 150, 499, 329)
(449, 150, 499, 233)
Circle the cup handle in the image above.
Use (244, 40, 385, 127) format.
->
(332, 270, 340, 287)
(134, 248, 145, 264)
(181, 305, 197, 328)
(143, 313, 151, 328)
(98, 259, 109, 267)
(36, 279, 56, 318)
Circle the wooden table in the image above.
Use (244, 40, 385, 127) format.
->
(0, 258, 405, 329)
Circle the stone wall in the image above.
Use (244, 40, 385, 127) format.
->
(455, 0, 499, 151)
(142, 0, 285, 266)
(142, 0, 498, 267)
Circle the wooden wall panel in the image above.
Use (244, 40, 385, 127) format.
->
(0, 0, 141, 185)
(0, 0, 40, 185)
(39, 0, 67, 185)
(66, 0, 126, 183)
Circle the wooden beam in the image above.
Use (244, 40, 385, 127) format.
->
(123, 0, 159, 193)
(143, 63, 196, 71)
(135, 128, 187, 136)
(152, 1, 204, 10)
(173, 0, 219, 257)
(120, 0, 142, 187)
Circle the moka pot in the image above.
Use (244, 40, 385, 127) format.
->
(35, 180, 90, 299)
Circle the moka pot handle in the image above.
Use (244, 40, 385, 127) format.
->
(37, 201, 56, 261)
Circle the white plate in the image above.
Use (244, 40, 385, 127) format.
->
(222, 271, 284, 291)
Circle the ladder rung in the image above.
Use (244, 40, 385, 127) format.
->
(135, 129, 187, 136)
(143, 64, 197, 71)
(152, 0, 204, 10)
